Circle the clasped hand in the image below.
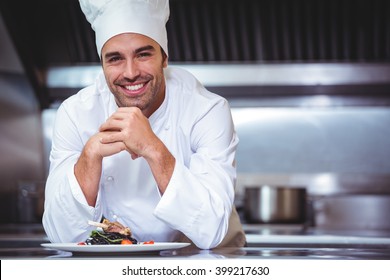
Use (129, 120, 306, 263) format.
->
(96, 107, 157, 160)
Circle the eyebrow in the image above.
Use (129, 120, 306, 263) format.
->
(134, 45, 156, 54)
(104, 51, 121, 61)
(104, 45, 156, 61)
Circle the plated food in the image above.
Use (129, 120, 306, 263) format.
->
(41, 219, 190, 253)
(80, 219, 153, 245)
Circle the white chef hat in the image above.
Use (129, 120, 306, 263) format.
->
(79, 0, 170, 57)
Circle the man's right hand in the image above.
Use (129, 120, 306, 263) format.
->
(87, 131, 127, 160)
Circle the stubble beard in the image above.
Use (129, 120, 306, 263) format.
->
(112, 72, 165, 116)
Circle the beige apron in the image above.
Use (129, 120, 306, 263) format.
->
(175, 206, 247, 248)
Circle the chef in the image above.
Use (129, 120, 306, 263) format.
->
(42, 0, 246, 249)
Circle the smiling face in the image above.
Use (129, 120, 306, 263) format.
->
(101, 33, 168, 117)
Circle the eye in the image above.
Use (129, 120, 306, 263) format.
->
(138, 51, 154, 59)
(104, 52, 124, 64)
(108, 56, 122, 62)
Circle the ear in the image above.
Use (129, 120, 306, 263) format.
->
(163, 58, 168, 68)
(162, 53, 168, 68)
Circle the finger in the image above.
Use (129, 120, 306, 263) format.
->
(117, 107, 141, 114)
(109, 110, 131, 119)
(100, 109, 140, 132)
(99, 119, 124, 132)
(99, 141, 126, 157)
(111, 108, 141, 120)
(100, 131, 123, 144)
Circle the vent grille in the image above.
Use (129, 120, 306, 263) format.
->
(167, 0, 390, 62)
(1, 0, 389, 66)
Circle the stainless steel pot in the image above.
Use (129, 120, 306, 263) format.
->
(244, 185, 307, 224)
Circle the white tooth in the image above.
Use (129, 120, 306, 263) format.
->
(126, 84, 143, 91)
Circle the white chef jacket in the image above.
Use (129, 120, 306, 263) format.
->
(42, 67, 239, 249)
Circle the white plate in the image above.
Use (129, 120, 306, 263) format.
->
(41, 242, 191, 253)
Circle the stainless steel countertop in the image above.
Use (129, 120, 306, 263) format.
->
(1, 224, 390, 259)
(2, 244, 390, 260)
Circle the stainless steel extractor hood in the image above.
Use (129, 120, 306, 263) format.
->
(0, 0, 389, 108)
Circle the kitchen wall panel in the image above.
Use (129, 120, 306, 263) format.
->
(0, 72, 46, 223)
(233, 106, 390, 195)
(0, 13, 45, 223)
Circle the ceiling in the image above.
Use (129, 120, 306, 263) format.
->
(1, 0, 390, 108)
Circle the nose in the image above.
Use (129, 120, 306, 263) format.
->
(122, 60, 140, 80)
